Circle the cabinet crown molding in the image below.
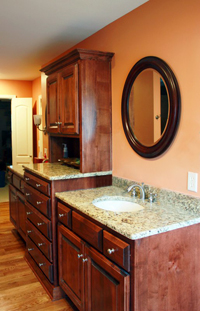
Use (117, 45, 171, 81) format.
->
(41, 48, 114, 75)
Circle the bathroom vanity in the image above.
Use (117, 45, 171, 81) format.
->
(56, 184, 200, 311)
(8, 163, 112, 300)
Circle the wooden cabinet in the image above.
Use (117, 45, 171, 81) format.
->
(9, 184, 18, 229)
(8, 169, 26, 241)
(24, 169, 112, 301)
(41, 49, 114, 173)
(46, 64, 79, 135)
(57, 204, 130, 311)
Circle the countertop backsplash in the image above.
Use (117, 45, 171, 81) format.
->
(112, 176, 200, 213)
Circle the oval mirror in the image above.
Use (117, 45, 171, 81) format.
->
(122, 56, 181, 158)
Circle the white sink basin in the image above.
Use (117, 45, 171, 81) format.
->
(92, 196, 144, 213)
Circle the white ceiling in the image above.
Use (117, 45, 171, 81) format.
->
(0, 0, 148, 81)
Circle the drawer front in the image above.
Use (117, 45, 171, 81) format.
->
(25, 202, 52, 240)
(20, 180, 25, 194)
(57, 202, 72, 229)
(13, 174, 21, 191)
(26, 219, 53, 262)
(25, 184, 51, 218)
(72, 211, 103, 251)
(27, 237, 54, 283)
(103, 231, 130, 272)
(24, 172, 51, 196)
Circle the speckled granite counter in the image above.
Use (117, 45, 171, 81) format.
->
(56, 185, 200, 240)
(23, 163, 112, 180)
(8, 165, 25, 178)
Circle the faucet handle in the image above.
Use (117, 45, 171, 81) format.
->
(149, 192, 157, 203)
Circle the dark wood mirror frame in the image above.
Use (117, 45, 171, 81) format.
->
(121, 56, 181, 158)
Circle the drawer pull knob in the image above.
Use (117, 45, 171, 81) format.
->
(82, 258, 88, 263)
(26, 211, 33, 215)
(107, 248, 115, 255)
(26, 193, 31, 196)
(27, 230, 32, 234)
(25, 177, 30, 181)
(36, 183, 41, 187)
(39, 263, 46, 267)
(37, 222, 45, 226)
(36, 201, 42, 205)
(59, 213, 66, 218)
(78, 254, 83, 259)
(28, 248, 34, 251)
(38, 243, 45, 247)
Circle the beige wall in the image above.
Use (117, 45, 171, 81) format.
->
(66, 0, 199, 196)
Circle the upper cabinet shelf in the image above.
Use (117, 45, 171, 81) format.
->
(41, 49, 114, 173)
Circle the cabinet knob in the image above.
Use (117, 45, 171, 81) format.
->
(25, 193, 31, 196)
(107, 248, 115, 255)
(59, 213, 66, 218)
(25, 177, 30, 181)
(27, 230, 32, 234)
(28, 248, 34, 251)
(77, 254, 83, 259)
(39, 263, 46, 267)
(26, 211, 33, 215)
(82, 258, 88, 263)
(36, 184, 41, 187)
(38, 243, 45, 247)
(36, 201, 42, 205)
(37, 222, 45, 226)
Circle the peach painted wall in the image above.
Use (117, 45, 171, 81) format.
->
(0, 80, 32, 97)
(53, 0, 199, 196)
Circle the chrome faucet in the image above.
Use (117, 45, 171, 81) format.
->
(127, 183, 145, 201)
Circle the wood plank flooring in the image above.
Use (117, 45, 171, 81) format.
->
(0, 202, 76, 311)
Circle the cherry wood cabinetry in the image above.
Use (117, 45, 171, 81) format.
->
(24, 169, 112, 301)
(46, 64, 78, 135)
(57, 202, 130, 311)
(57, 198, 200, 311)
(8, 168, 26, 241)
(41, 49, 114, 173)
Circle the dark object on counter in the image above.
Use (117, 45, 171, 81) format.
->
(59, 158, 80, 169)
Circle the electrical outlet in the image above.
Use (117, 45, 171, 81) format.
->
(188, 172, 198, 192)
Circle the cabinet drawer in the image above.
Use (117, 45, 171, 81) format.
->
(24, 184, 51, 218)
(72, 212, 103, 251)
(20, 180, 25, 194)
(24, 172, 51, 196)
(26, 219, 53, 262)
(27, 237, 54, 283)
(57, 202, 72, 229)
(13, 174, 21, 191)
(25, 202, 52, 240)
(103, 231, 130, 272)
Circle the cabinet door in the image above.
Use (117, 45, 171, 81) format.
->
(47, 72, 60, 133)
(60, 64, 79, 134)
(85, 245, 130, 311)
(17, 192, 26, 240)
(58, 224, 84, 310)
(9, 184, 18, 229)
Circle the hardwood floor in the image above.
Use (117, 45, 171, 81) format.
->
(0, 202, 76, 311)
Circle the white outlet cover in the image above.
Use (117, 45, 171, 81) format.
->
(188, 172, 198, 192)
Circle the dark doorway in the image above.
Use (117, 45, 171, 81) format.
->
(0, 99, 12, 170)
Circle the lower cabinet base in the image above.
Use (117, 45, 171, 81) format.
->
(25, 252, 63, 301)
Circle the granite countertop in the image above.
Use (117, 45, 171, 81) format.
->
(8, 165, 25, 178)
(55, 186, 200, 240)
(22, 163, 112, 180)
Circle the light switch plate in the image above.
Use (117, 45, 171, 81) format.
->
(188, 172, 198, 192)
